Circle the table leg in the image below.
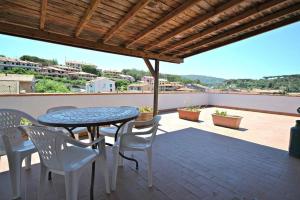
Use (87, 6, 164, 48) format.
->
(87, 126, 96, 200)
(113, 122, 139, 170)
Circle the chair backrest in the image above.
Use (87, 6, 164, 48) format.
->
(0, 109, 38, 155)
(20, 125, 70, 171)
(46, 106, 77, 113)
(119, 120, 134, 135)
(127, 115, 161, 144)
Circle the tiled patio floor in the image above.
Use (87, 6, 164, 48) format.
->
(1, 107, 300, 200)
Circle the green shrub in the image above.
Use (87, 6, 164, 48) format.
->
(215, 110, 227, 116)
(139, 106, 153, 113)
(183, 106, 201, 112)
(35, 79, 70, 93)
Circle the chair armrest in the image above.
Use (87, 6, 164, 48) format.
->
(64, 136, 105, 148)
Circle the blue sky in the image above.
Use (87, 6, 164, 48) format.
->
(0, 22, 299, 79)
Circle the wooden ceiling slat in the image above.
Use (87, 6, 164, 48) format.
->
(1, 0, 300, 64)
(177, 3, 300, 56)
(125, 0, 201, 48)
(183, 15, 300, 57)
(144, 0, 243, 51)
(103, 0, 150, 43)
(161, 0, 286, 54)
(39, 0, 48, 30)
(75, 0, 102, 37)
(0, 22, 182, 63)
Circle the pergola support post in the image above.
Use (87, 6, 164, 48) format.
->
(143, 58, 159, 116)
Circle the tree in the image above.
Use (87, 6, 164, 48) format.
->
(81, 65, 99, 76)
(0, 55, 5, 57)
(115, 79, 130, 91)
(35, 79, 70, 93)
(20, 55, 58, 66)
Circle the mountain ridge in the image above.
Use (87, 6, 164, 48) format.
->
(181, 75, 226, 86)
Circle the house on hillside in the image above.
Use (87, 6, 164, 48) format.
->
(86, 77, 115, 93)
(0, 74, 35, 94)
(127, 83, 152, 92)
(65, 60, 97, 71)
(39, 66, 68, 78)
(118, 74, 135, 82)
(68, 71, 97, 80)
(102, 70, 122, 79)
(0, 57, 40, 71)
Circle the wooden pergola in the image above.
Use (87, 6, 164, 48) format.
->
(1, 0, 300, 115)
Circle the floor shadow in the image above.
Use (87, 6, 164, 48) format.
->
(1, 127, 300, 200)
(213, 125, 248, 132)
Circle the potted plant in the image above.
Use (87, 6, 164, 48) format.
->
(135, 106, 153, 128)
(212, 110, 243, 129)
(177, 106, 201, 122)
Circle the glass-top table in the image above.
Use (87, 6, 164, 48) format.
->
(37, 106, 139, 200)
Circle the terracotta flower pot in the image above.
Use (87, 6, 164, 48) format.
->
(212, 114, 242, 129)
(135, 112, 153, 128)
(177, 109, 200, 122)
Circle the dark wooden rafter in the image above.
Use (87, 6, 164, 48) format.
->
(143, 58, 155, 76)
(40, 0, 48, 30)
(103, 0, 150, 43)
(182, 15, 300, 58)
(0, 22, 182, 63)
(176, 3, 300, 56)
(161, 0, 286, 54)
(144, 0, 243, 51)
(75, 0, 101, 37)
(125, 0, 200, 48)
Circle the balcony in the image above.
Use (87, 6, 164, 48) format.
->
(0, 92, 300, 199)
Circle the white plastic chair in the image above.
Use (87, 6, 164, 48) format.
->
(46, 106, 91, 141)
(0, 109, 38, 199)
(20, 125, 110, 200)
(111, 115, 161, 191)
(99, 121, 132, 166)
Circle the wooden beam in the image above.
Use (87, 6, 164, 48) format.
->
(125, 0, 200, 48)
(161, 0, 286, 54)
(182, 15, 300, 58)
(143, 58, 155, 77)
(103, 0, 150, 43)
(40, 0, 48, 30)
(0, 22, 183, 64)
(75, 0, 101, 37)
(176, 3, 300, 56)
(144, 0, 243, 50)
(153, 60, 159, 116)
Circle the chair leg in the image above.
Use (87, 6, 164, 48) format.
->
(65, 172, 80, 200)
(8, 156, 22, 199)
(38, 164, 48, 200)
(146, 148, 153, 187)
(74, 134, 80, 140)
(118, 150, 124, 167)
(25, 155, 31, 170)
(99, 139, 110, 194)
(111, 145, 119, 191)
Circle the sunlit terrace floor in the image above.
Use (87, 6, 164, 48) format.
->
(1, 107, 300, 200)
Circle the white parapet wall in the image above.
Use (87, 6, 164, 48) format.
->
(0, 92, 299, 117)
(0, 92, 208, 117)
(208, 93, 300, 115)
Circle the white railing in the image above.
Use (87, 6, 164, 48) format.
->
(0, 92, 299, 117)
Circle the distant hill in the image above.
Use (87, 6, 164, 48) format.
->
(181, 75, 225, 86)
